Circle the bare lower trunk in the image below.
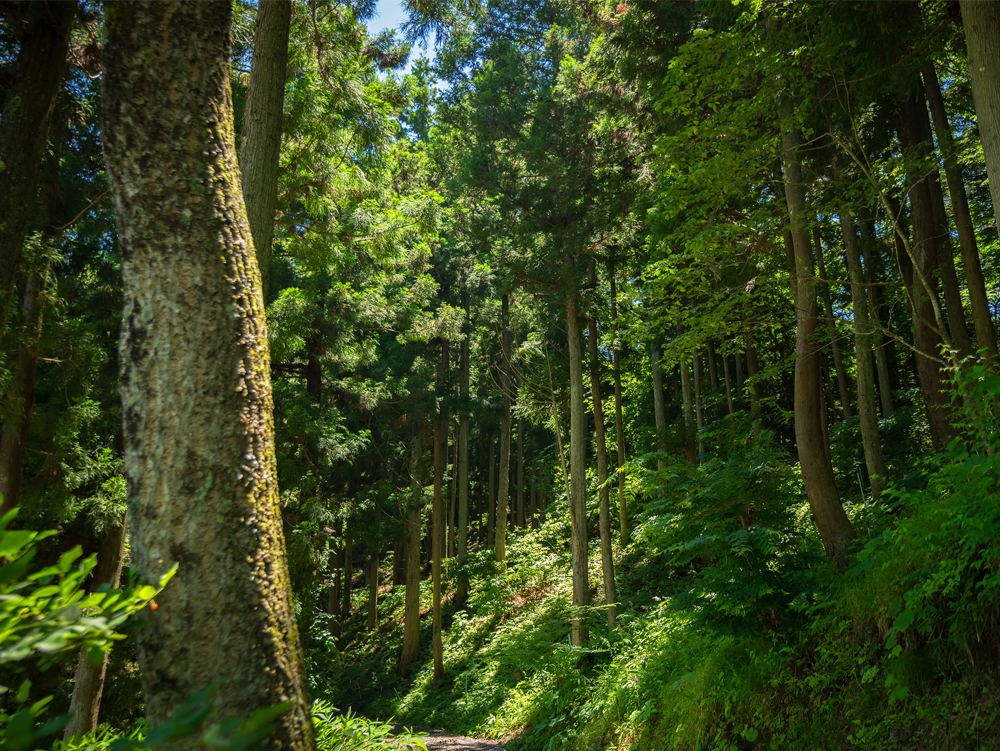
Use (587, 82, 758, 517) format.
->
(432, 341, 447, 683)
(782, 105, 856, 564)
(923, 60, 999, 368)
(103, 5, 313, 744)
(457, 329, 470, 605)
(680, 356, 696, 465)
(0, 1, 75, 334)
(961, 0, 1000, 234)
(342, 538, 352, 619)
(927, 168, 973, 359)
(0, 274, 44, 520)
(610, 271, 628, 544)
(860, 222, 896, 417)
(693, 352, 706, 453)
(588, 261, 616, 628)
(400, 436, 423, 674)
(487, 434, 495, 543)
(496, 294, 512, 564)
(814, 228, 851, 419)
(650, 342, 668, 470)
(366, 551, 379, 632)
(565, 256, 589, 646)
(721, 338, 735, 418)
(239, 0, 290, 298)
(840, 209, 888, 496)
(516, 418, 525, 528)
(328, 546, 342, 638)
(64, 515, 128, 739)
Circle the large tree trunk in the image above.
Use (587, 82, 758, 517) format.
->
(650, 341, 668, 470)
(457, 326, 470, 605)
(0, 1, 75, 334)
(961, 0, 1000, 234)
(400, 435, 423, 674)
(813, 228, 852, 419)
(565, 256, 589, 646)
(588, 260, 616, 628)
(239, 0, 291, 299)
(495, 295, 512, 563)
(840, 209, 888, 496)
(781, 107, 856, 564)
(63, 515, 128, 739)
(897, 82, 958, 448)
(923, 61, 999, 368)
(102, 4, 314, 746)
(432, 341, 447, 683)
(610, 270, 628, 545)
(0, 274, 44, 520)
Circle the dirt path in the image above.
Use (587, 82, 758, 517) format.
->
(389, 724, 506, 750)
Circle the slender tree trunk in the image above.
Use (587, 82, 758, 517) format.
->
(693, 352, 706, 453)
(392, 540, 404, 587)
(64, 515, 128, 739)
(650, 341, 668, 470)
(530, 462, 540, 530)
(961, 0, 1000, 234)
(516, 418, 525, 528)
(366, 550, 379, 632)
(781, 105, 856, 564)
(0, 1, 75, 334)
(860, 220, 896, 417)
(487, 434, 496, 543)
(342, 537, 353, 619)
(680, 355, 696, 465)
(897, 82, 959, 448)
(734, 346, 745, 410)
(400, 435, 423, 674)
(496, 295, 512, 564)
(239, 0, 290, 299)
(565, 256, 589, 646)
(923, 61, 1000, 368)
(457, 327, 470, 605)
(588, 261, 616, 628)
(449, 428, 457, 558)
(840, 209, 888, 496)
(0, 274, 44, 520)
(813, 228, 852, 419)
(103, 5, 313, 744)
(745, 325, 763, 439)
(432, 342, 447, 683)
(328, 545, 342, 638)
(927, 167, 973, 359)
(610, 270, 628, 544)
(706, 340, 720, 392)
(721, 338, 735, 418)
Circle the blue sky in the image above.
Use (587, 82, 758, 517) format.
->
(365, 0, 436, 75)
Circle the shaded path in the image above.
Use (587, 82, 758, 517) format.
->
(388, 724, 506, 750)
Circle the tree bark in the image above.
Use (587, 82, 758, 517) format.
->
(0, 1, 75, 334)
(102, 4, 314, 745)
(565, 256, 589, 646)
(650, 341, 668, 470)
(342, 537, 352, 619)
(609, 269, 628, 544)
(896, 82, 959, 448)
(588, 260, 616, 628)
(781, 106, 856, 564)
(960, 0, 1000, 235)
(400, 435, 423, 674)
(457, 326, 470, 605)
(64, 515, 128, 739)
(487, 433, 495, 543)
(745, 325, 763, 439)
(721, 338, 735, 418)
(496, 294, 512, 564)
(706, 340, 720, 392)
(840, 209, 888, 496)
(366, 551, 379, 632)
(923, 60, 1000, 368)
(860, 220, 895, 417)
(927, 166, 973, 359)
(328, 545, 342, 638)
(516, 418, 525, 528)
(693, 352, 705, 452)
(680, 355, 696, 465)
(0, 274, 44, 520)
(813, 228, 852, 419)
(239, 0, 291, 299)
(432, 341, 447, 683)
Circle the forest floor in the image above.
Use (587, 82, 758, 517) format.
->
(387, 724, 506, 750)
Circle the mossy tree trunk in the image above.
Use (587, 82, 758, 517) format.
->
(101, 4, 314, 746)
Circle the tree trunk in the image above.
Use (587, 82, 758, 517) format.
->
(448, 427, 457, 558)
(680, 355, 696, 465)
(897, 82, 959, 448)
(706, 340, 720, 392)
(588, 260, 616, 628)
(342, 537, 352, 619)
(64, 515, 128, 740)
(366, 551, 379, 632)
(565, 256, 589, 646)
(530, 462, 539, 530)
(487, 434, 495, 543)
(457, 327, 470, 605)
(239, 0, 291, 299)
(721, 337, 735, 418)
(610, 269, 628, 544)
(0, 1, 75, 334)
(496, 294, 512, 564)
(927, 167, 973, 359)
(400, 435, 422, 674)
(923, 60, 1000, 368)
(734, 346, 745, 410)
(813, 228, 852, 419)
(840, 208, 888, 496)
(328, 545, 342, 638)
(102, 5, 313, 745)
(693, 352, 706, 452)
(781, 105, 856, 564)
(650, 341, 668, 470)
(961, 0, 1000, 235)
(432, 341, 447, 683)
(516, 418, 525, 528)
(860, 221, 896, 417)
(392, 540, 404, 587)
(745, 325, 763, 439)
(0, 274, 44, 520)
